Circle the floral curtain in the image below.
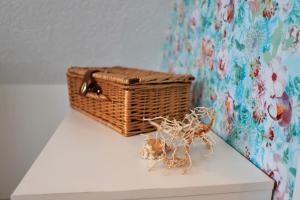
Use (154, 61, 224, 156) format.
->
(161, 0, 300, 199)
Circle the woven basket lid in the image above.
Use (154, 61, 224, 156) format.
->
(68, 66, 195, 85)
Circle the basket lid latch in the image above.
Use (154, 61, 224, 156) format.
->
(79, 70, 101, 96)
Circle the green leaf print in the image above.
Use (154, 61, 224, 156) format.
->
(235, 39, 245, 50)
(283, 148, 289, 164)
(290, 167, 297, 177)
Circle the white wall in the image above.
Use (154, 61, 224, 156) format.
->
(0, 0, 173, 199)
(0, 0, 173, 84)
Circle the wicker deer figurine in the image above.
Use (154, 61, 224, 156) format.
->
(140, 107, 215, 174)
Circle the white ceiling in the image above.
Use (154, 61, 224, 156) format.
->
(0, 0, 174, 84)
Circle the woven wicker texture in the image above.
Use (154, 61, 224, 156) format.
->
(67, 66, 194, 136)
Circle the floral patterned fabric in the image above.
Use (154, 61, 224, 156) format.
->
(161, 0, 300, 199)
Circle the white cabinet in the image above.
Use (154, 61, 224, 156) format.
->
(11, 110, 274, 200)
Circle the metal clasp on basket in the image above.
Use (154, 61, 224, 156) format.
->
(79, 70, 110, 101)
(80, 70, 101, 96)
(79, 70, 111, 101)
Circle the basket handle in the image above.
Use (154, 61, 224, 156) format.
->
(79, 70, 110, 101)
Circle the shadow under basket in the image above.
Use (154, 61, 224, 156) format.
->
(67, 66, 194, 136)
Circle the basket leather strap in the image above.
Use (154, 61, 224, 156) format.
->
(79, 70, 110, 101)
(79, 70, 100, 96)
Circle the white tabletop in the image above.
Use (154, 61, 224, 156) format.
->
(12, 109, 274, 200)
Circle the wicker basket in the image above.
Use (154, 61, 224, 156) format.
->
(67, 66, 194, 136)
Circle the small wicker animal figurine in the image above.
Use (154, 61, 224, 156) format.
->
(140, 107, 215, 174)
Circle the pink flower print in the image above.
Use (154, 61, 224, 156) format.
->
(265, 57, 288, 98)
(214, 0, 223, 30)
(201, 38, 215, 69)
(263, 127, 275, 147)
(217, 48, 228, 79)
(179, 1, 185, 23)
(173, 31, 180, 54)
(184, 39, 192, 53)
(285, 25, 300, 53)
(248, 0, 260, 16)
(214, 19, 222, 31)
(250, 57, 261, 79)
(223, 92, 235, 134)
(252, 108, 266, 123)
(267, 92, 292, 127)
(209, 90, 217, 102)
(253, 78, 266, 103)
(191, 5, 199, 32)
(215, 0, 222, 13)
(222, 28, 227, 41)
(262, 0, 278, 20)
(223, 0, 235, 23)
